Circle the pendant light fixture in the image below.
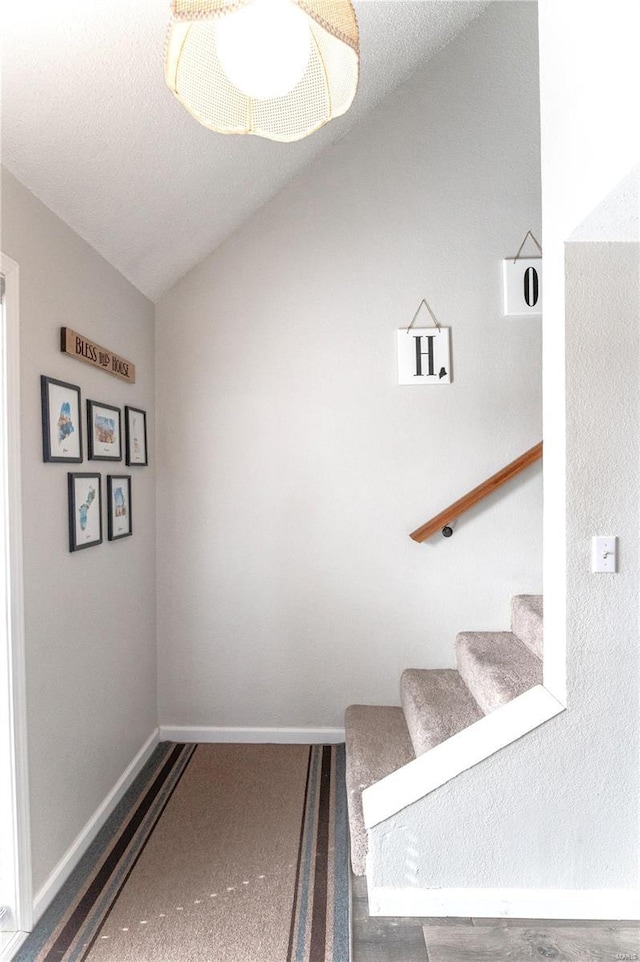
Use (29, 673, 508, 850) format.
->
(165, 0, 359, 142)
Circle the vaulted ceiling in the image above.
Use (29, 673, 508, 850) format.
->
(1, 1, 488, 300)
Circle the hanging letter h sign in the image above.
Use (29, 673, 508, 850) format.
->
(397, 328, 451, 385)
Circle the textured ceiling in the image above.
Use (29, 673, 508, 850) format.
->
(1, 1, 488, 301)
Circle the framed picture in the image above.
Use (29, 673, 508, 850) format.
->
(125, 406, 148, 466)
(107, 475, 132, 541)
(41, 376, 83, 462)
(87, 400, 122, 461)
(68, 473, 102, 551)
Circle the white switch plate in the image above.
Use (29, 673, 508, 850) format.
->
(592, 536, 617, 573)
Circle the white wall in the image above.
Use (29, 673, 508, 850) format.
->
(539, 0, 640, 676)
(569, 163, 639, 243)
(368, 0, 640, 904)
(0, 168, 157, 896)
(155, 2, 542, 731)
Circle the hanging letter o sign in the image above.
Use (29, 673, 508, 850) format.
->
(502, 257, 542, 315)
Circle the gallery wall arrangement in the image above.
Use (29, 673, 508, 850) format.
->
(41, 328, 148, 552)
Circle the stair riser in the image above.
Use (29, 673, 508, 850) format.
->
(401, 669, 484, 756)
(345, 705, 414, 876)
(456, 632, 543, 715)
(511, 595, 543, 658)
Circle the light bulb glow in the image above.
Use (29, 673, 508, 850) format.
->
(215, 0, 310, 100)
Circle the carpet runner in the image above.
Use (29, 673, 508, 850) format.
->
(17, 742, 349, 962)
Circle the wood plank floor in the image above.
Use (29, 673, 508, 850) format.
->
(351, 873, 640, 962)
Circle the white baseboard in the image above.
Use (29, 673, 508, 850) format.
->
(159, 725, 345, 745)
(32, 729, 159, 923)
(368, 886, 640, 921)
(0, 931, 29, 962)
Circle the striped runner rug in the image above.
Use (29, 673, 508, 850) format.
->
(17, 742, 349, 962)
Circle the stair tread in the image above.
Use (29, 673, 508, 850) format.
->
(401, 668, 484, 756)
(456, 630, 542, 714)
(511, 594, 543, 658)
(345, 705, 415, 876)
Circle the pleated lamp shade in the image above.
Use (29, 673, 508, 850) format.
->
(165, 0, 359, 142)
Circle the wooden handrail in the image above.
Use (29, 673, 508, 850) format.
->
(410, 441, 543, 542)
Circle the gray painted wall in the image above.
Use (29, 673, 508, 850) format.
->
(1, 168, 157, 894)
(154, 1, 543, 731)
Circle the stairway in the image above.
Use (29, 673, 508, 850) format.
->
(345, 594, 543, 876)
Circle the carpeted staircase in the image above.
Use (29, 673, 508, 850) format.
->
(345, 594, 543, 876)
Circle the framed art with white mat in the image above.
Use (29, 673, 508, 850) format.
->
(87, 400, 122, 461)
(68, 473, 102, 551)
(41, 376, 83, 462)
(125, 406, 148, 466)
(107, 475, 132, 541)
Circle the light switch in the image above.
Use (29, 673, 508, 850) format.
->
(592, 536, 617, 573)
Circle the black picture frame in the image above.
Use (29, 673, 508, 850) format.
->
(87, 400, 122, 461)
(107, 475, 132, 541)
(41, 375, 83, 463)
(125, 406, 148, 466)
(68, 473, 102, 551)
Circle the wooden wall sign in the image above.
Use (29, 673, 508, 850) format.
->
(60, 328, 136, 384)
(397, 327, 451, 385)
